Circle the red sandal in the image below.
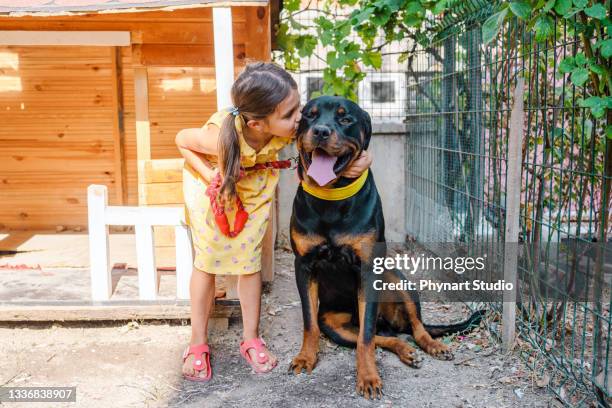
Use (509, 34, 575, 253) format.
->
(239, 338, 277, 374)
(182, 343, 212, 382)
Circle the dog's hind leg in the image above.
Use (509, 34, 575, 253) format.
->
(379, 271, 454, 361)
(319, 311, 423, 368)
(400, 295, 454, 360)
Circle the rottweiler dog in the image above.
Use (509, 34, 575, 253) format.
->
(289, 96, 483, 399)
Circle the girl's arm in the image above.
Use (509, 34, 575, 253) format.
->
(341, 150, 373, 178)
(175, 124, 221, 182)
(178, 148, 217, 183)
(175, 125, 220, 155)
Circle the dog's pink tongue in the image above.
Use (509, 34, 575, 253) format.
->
(307, 149, 338, 186)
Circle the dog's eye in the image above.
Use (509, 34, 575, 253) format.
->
(304, 110, 317, 119)
(339, 117, 352, 125)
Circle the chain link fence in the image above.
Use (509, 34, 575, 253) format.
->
(405, 8, 611, 407)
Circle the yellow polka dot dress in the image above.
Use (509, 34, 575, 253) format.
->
(183, 109, 291, 275)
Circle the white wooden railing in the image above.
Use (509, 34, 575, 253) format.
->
(87, 184, 193, 301)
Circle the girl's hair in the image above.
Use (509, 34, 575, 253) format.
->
(218, 61, 297, 201)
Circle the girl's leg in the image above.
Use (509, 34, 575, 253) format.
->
(238, 271, 278, 372)
(182, 268, 216, 379)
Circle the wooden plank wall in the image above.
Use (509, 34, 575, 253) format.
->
(0, 7, 270, 230)
(0, 46, 117, 229)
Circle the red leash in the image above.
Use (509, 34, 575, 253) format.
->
(205, 159, 295, 238)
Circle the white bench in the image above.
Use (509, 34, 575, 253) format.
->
(87, 184, 193, 301)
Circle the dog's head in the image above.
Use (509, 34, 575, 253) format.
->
(296, 96, 372, 186)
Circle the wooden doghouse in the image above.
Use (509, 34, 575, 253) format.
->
(0, 0, 281, 314)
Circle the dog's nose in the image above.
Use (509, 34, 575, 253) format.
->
(312, 125, 331, 141)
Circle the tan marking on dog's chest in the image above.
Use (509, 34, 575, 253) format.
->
(291, 227, 326, 256)
(334, 230, 377, 263)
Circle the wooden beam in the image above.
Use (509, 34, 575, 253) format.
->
(0, 20, 248, 45)
(212, 7, 235, 109)
(502, 77, 524, 351)
(0, 30, 130, 46)
(269, 0, 281, 50)
(136, 44, 245, 67)
(133, 65, 151, 205)
(134, 66, 151, 161)
(0, 300, 240, 322)
(245, 5, 271, 61)
(110, 47, 127, 205)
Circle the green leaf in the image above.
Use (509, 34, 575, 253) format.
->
(406, 0, 425, 15)
(542, 0, 555, 13)
(558, 56, 575, 73)
(510, 1, 532, 19)
(327, 51, 346, 70)
(572, 0, 587, 8)
(590, 64, 605, 75)
(433, 0, 447, 15)
(562, 7, 581, 18)
(579, 96, 603, 108)
(570, 67, 589, 86)
(398, 52, 410, 63)
(554, 0, 572, 16)
(344, 42, 361, 59)
(295, 35, 317, 58)
(284, 0, 300, 12)
(314, 16, 334, 30)
(600, 38, 612, 58)
(585, 4, 607, 20)
(371, 6, 392, 25)
(482, 8, 509, 45)
(363, 51, 382, 69)
(384, 0, 404, 13)
(606, 125, 612, 140)
(574, 52, 586, 66)
(350, 7, 374, 25)
(580, 96, 607, 118)
(534, 15, 555, 42)
(403, 14, 422, 26)
(337, 21, 351, 38)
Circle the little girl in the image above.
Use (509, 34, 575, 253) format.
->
(175, 61, 372, 380)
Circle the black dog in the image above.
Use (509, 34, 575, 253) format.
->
(289, 96, 483, 399)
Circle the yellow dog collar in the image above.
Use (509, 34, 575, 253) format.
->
(301, 169, 369, 201)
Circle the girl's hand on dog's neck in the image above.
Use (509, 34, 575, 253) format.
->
(341, 150, 373, 179)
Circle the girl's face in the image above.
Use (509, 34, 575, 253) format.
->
(262, 88, 302, 139)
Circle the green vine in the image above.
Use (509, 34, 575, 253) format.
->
(276, 0, 611, 128)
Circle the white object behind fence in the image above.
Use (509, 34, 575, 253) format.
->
(87, 184, 193, 301)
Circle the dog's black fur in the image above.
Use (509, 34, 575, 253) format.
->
(288, 96, 484, 399)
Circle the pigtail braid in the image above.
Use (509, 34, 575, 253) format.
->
(218, 114, 242, 202)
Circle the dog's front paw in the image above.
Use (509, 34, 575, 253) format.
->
(424, 341, 454, 360)
(288, 352, 318, 374)
(356, 372, 383, 399)
(396, 344, 424, 368)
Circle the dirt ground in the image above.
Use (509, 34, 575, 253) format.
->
(0, 249, 558, 408)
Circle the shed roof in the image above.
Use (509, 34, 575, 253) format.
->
(0, 0, 268, 17)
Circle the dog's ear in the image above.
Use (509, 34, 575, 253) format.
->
(360, 108, 372, 150)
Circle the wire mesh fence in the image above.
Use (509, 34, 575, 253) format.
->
(405, 9, 611, 407)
